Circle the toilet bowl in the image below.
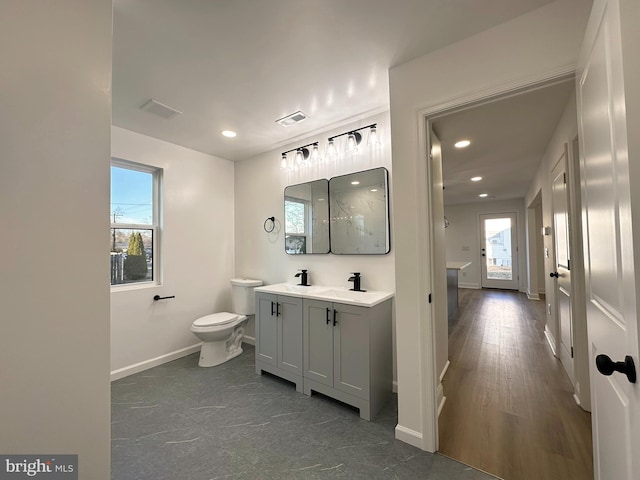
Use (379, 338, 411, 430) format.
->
(191, 312, 248, 367)
(191, 278, 262, 367)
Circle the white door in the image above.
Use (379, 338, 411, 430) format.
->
(480, 213, 518, 290)
(577, 0, 640, 478)
(551, 153, 574, 384)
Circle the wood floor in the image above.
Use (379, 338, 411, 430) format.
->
(438, 288, 593, 480)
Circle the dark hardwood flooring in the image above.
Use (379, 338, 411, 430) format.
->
(438, 288, 593, 480)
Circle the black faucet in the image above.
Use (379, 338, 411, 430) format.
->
(294, 269, 310, 286)
(348, 272, 366, 292)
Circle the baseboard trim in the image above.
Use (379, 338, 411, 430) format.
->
(111, 343, 202, 381)
(243, 335, 255, 346)
(544, 326, 557, 357)
(573, 393, 581, 406)
(527, 292, 540, 300)
(439, 360, 450, 383)
(395, 424, 423, 449)
(459, 283, 481, 289)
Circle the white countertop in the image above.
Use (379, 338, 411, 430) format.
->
(255, 283, 394, 307)
(446, 261, 472, 270)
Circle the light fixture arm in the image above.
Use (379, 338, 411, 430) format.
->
(281, 141, 319, 156)
(327, 123, 377, 142)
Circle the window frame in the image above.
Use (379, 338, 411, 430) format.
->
(110, 158, 162, 289)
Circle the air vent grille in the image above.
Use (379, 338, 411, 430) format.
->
(140, 99, 182, 120)
(276, 111, 307, 127)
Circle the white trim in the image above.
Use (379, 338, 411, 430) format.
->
(242, 335, 255, 346)
(439, 360, 450, 382)
(573, 393, 581, 407)
(110, 343, 202, 381)
(436, 383, 446, 417)
(527, 292, 541, 300)
(459, 282, 481, 289)
(394, 424, 424, 449)
(544, 325, 557, 357)
(392, 380, 398, 393)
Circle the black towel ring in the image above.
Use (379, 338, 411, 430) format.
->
(264, 216, 275, 233)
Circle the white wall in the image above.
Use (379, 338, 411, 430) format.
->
(234, 111, 396, 371)
(388, 0, 591, 450)
(0, 1, 112, 475)
(445, 199, 527, 291)
(110, 127, 235, 377)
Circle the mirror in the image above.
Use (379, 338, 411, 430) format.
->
(329, 167, 390, 254)
(284, 179, 330, 254)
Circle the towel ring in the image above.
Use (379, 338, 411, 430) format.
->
(264, 216, 275, 233)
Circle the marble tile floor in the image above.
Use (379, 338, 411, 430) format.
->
(112, 345, 499, 480)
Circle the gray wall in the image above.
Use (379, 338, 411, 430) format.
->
(0, 1, 112, 475)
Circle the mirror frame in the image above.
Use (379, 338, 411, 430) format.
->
(328, 167, 391, 255)
(283, 179, 330, 255)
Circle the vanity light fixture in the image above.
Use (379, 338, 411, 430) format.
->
(368, 125, 382, 146)
(326, 138, 337, 159)
(455, 139, 471, 148)
(280, 142, 318, 169)
(327, 123, 378, 156)
(346, 132, 362, 153)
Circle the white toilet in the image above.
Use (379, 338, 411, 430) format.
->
(190, 278, 262, 367)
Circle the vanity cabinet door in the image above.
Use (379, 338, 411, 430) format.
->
(277, 295, 303, 375)
(255, 292, 277, 367)
(333, 303, 369, 400)
(303, 299, 334, 387)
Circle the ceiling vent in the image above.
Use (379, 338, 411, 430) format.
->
(276, 111, 307, 127)
(140, 99, 183, 120)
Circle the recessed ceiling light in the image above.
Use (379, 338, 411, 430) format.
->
(370, 188, 378, 192)
(455, 140, 471, 148)
(351, 181, 360, 185)
(221, 130, 237, 138)
(478, 193, 488, 198)
(471, 176, 483, 182)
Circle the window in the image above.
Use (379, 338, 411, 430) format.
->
(110, 160, 161, 286)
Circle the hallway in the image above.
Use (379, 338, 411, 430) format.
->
(438, 289, 593, 480)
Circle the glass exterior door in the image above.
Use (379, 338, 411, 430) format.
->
(480, 213, 518, 290)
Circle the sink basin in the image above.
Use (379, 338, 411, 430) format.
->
(282, 284, 320, 293)
(255, 283, 393, 307)
(305, 288, 393, 307)
(316, 289, 379, 302)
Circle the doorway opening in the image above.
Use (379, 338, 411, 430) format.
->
(428, 77, 593, 478)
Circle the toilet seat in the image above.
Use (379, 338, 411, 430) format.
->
(193, 312, 238, 328)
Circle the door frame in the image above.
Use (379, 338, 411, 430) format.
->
(416, 67, 579, 452)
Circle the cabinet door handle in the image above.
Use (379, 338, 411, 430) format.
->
(326, 307, 331, 325)
(333, 309, 338, 326)
(276, 302, 281, 317)
(271, 301, 275, 316)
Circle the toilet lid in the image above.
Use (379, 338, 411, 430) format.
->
(193, 312, 238, 327)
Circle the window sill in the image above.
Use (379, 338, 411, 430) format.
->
(110, 281, 161, 293)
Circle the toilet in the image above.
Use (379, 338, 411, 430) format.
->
(190, 278, 262, 367)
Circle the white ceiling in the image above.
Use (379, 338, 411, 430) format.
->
(433, 79, 575, 206)
(112, 0, 553, 161)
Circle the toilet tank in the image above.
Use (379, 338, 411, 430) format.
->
(230, 278, 263, 314)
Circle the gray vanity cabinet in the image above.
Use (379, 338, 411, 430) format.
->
(255, 292, 303, 392)
(302, 298, 392, 420)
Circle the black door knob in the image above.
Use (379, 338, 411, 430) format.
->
(596, 354, 636, 383)
(550, 272, 559, 278)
